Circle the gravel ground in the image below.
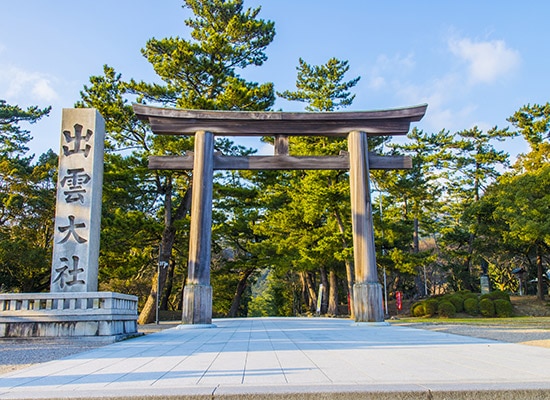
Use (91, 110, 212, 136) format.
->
(1, 321, 549, 376)
(0, 339, 108, 375)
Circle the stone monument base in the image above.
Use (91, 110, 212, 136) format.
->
(0, 292, 139, 341)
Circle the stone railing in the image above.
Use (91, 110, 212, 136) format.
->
(0, 292, 137, 314)
(0, 292, 139, 339)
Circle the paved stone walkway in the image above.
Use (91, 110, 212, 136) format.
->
(1, 317, 550, 399)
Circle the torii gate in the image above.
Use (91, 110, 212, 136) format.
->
(134, 104, 427, 324)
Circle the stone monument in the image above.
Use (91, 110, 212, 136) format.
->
(51, 108, 104, 292)
(0, 109, 139, 340)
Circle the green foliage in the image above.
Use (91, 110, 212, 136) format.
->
(410, 290, 513, 319)
(0, 99, 50, 157)
(438, 301, 456, 318)
(134, 0, 275, 110)
(449, 294, 465, 313)
(3, 2, 550, 322)
(278, 58, 360, 111)
(479, 298, 495, 317)
(252, 56, 361, 315)
(474, 107, 550, 298)
(411, 302, 425, 317)
(494, 299, 513, 318)
(464, 297, 479, 315)
(459, 290, 478, 300)
(248, 269, 295, 317)
(508, 102, 550, 148)
(480, 290, 510, 302)
(423, 299, 439, 317)
(76, 0, 276, 321)
(0, 101, 55, 293)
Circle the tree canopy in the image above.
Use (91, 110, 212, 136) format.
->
(1, 2, 549, 314)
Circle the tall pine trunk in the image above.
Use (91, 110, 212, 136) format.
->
(160, 260, 176, 311)
(334, 208, 354, 318)
(302, 272, 318, 313)
(327, 269, 339, 315)
(319, 267, 329, 314)
(228, 268, 255, 317)
(299, 272, 310, 312)
(537, 245, 545, 301)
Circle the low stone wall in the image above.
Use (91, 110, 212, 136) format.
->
(0, 292, 139, 340)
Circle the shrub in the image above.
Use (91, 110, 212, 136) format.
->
(463, 292, 478, 300)
(479, 298, 495, 317)
(464, 297, 479, 315)
(438, 301, 456, 318)
(494, 290, 511, 302)
(411, 302, 425, 317)
(480, 290, 510, 302)
(494, 299, 513, 317)
(449, 294, 464, 313)
(423, 299, 439, 317)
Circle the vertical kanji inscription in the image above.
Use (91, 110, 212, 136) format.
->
(62, 124, 93, 157)
(50, 109, 104, 293)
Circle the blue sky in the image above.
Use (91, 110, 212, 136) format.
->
(2, 1, 548, 159)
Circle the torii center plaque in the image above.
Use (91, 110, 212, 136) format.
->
(134, 104, 427, 324)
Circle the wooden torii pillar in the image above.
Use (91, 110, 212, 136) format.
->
(134, 104, 427, 324)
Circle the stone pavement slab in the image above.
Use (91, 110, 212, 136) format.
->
(1, 317, 550, 399)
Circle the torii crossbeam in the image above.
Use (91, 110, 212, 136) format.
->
(134, 104, 427, 324)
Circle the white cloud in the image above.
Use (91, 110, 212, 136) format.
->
(367, 53, 415, 90)
(395, 73, 482, 132)
(448, 38, 521, 84)
(389, 37, 520, 132)
(369, 75, 385, 90)
(31, 79, 58, 102)
(0, 65, 59, 102)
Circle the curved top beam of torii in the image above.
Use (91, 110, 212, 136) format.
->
(133, 103, 427, 137)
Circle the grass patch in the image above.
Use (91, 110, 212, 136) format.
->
(391, 315, 550, 328)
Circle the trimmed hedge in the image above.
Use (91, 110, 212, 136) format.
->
(464, 297, 479, 315)
(449, 295, 464, 313)
(480, 290, 510, 302)
(494, 299, 513, 317)
(438, 301, 456, 318)
(408, 290, 513, 319)
(423, 299, 439, 317)
(479, 298, 495, 317)
(411, 302, 425, 317)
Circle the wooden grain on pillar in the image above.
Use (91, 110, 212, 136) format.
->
(182, 131, 214, 325)
(274, 135, 289, 155)
(348, 131, 384, 323)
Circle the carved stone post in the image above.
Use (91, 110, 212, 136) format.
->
(51, 109, 104, 293)
(182, 131, 214, 325)
(348, 130, 384, 322)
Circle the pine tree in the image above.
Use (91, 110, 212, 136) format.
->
(0, 101, 55, 292)
(78, 0, 275, 323)
(258, 58, 360, 316)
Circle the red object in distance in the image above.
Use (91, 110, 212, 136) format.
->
(396, 291, 402, 311)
